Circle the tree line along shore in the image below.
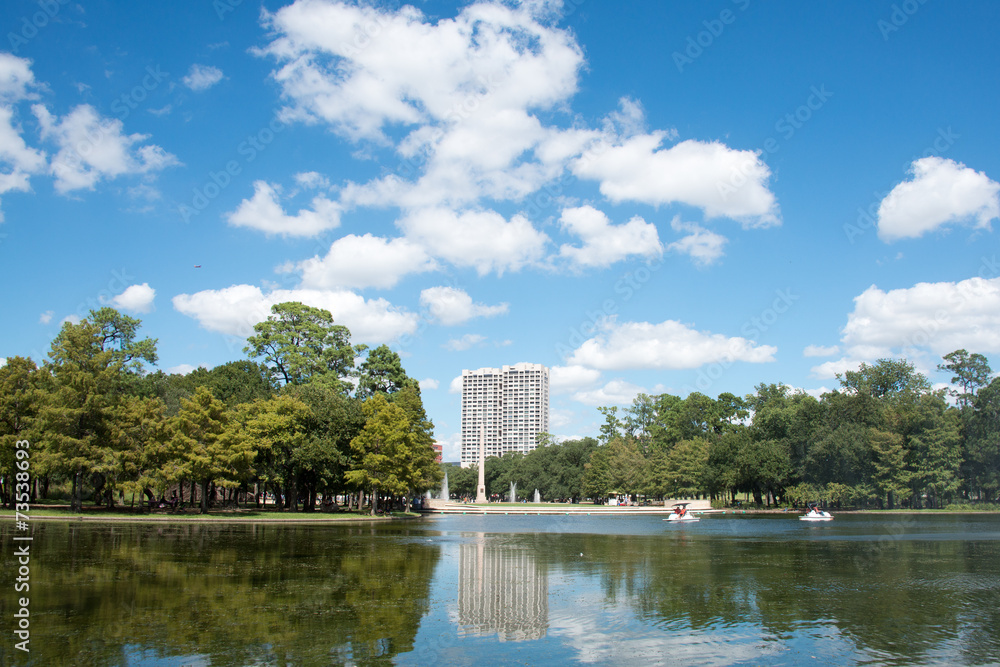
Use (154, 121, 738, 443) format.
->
(443, 350, 996, 512)
(1, 302, 997, 516)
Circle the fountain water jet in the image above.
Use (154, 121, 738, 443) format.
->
(440, 470, 450, 501)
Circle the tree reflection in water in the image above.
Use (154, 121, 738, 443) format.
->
(2, 516, 998, 666)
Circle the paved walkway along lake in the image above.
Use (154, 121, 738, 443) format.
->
(2, 512, 998, 665)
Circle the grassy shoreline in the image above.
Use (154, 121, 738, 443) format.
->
(0, 506, 421, 523)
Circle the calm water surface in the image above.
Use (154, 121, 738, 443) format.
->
(2, 513, 998, 666)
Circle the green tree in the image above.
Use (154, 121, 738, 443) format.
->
(357, 345, 417, 398)
(233, 394, 314, 511)
(967, 377, 1000, 500)
(0, 357, 43, 508)
(486, 451, 523, 500)
(737, 438, 792, 506)
(662, 438, 709, 498)
(902, 394, 963, 508)
(583, 443, 613, 501)
(391, 386, 442, 505)
(282, 384, 365, 509)
(109, 396, 170, 506)
(244, 302, 357, 390)
(553, 437, 598, 502)
(597, 406, 623, 444)
(168, 387, 249, 513)
(39, 319, 125, 512)
(345, 394, 415, 514)
(705, 427, 747, 503)
(445, 463, 477, 499)
(204, 360, 275, 407)
(938, 349, 992, 410)
(623, 393, 657, 449)
(586, 436, 644, 500)
(868, 428, 910, 509)
(89, 306, 159, 376)
(838, 358, 931, 403)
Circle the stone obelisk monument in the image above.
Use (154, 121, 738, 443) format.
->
(475, 413, 487, 503)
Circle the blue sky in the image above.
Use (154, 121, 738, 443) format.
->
(1, 0, 999, 460)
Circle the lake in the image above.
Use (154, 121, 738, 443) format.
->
(2, 513, 998, 666)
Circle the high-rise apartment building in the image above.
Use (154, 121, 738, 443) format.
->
(460, 363, 550, 468)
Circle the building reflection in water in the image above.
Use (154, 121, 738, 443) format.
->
(457, 533, 548, 641)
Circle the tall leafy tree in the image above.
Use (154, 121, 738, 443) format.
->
(346, 394, 416, 514)
(283, 383, 365, 509)
(109, 396, 170, 506)
(938, 349, 992, 410)
(204, 360, 275, 407)
(596, 406, 623, 444)
(868, 428, 910, 508)
(584, 436, 644, 500)
(244, 302, 357, 390)
(391, 386, 442, 505)
(167, 387, 249, 513)
(967, 377, 1000, 500)
(89, 307, 159, 376)
(40, 319, 126, 511)
(357, 345, 417, 398)
(661, 438, 710, 498)
(553, 437, 598, 503)
(232, 394, 313, 511)
(623, 393, 657, 448)
(838, 358, 931, 403)
(0, 357, 43, 507)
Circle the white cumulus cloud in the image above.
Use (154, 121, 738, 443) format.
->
(549, 364, 602, 394)
(419, 286, 508, 326)
(33, 104, 178, 193)
(571, 134, 779, 227)
(227, 180, 341, 237)
(444, 333, 486, 351)
(259, 0, 583, 142)
(877, 157, 999, 241)
(573, 378, 647, 407)
(296, 234, 437, 289)
(568, 317, 778, 371)
(182, 64, 224, 91)
(172, 284, 418, 344)
(811, 275, 1000, 378)
(399, 207, 549, 275)
(667, 216, 728, 266)
(557, 205, 661, 269)
(111, 283, 156, 313)
(843, 277, 1000, 355)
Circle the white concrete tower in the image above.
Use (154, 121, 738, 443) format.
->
(461, 363, 550, 468)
